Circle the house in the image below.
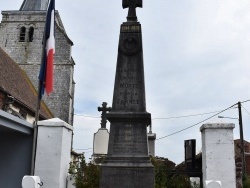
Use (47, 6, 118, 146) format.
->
(234, 139, 250, 188)
(0, 47, 53, 122)
(71, 150, 83, 169)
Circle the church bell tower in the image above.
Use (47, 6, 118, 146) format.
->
(0, 0, 75, 125)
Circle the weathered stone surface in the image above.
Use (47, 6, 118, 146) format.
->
(100, 20, 154, 188)
(112, 23, 146, 112)
(101, 167, 154, 188)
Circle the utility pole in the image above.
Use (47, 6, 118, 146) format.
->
(238, 101, 246, 177)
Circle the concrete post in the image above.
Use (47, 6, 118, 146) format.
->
(35, 118, 73, 188)
(148, 132, 156, 157)
(200, 123, 236, 188)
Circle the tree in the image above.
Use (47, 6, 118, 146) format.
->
(151, 156, 191, 188)
(70, 155, 193, 188)
(70, 154, 101, 188)
(243, 175, 250, 188)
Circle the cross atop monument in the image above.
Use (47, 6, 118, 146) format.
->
(98, 102, 112, 128)
(123, 0, 142, 22)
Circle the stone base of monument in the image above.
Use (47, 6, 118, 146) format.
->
(100, 112, 154, 188)
(100, 165, 154, 188)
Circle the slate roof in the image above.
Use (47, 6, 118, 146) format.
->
(0, 47, 53, 119)
(20, 0, 49, 11)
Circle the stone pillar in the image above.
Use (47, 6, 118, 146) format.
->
(35, 118, 73, 188)
(200, 123, 236, 188)
(148, 132, 156, 157)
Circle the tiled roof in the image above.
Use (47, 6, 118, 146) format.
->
(20, 0, 49, 11)
(0, 47, 53, 119)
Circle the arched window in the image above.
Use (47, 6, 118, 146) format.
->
(19, 26, 26, 42)
(28, 27, 34, 42)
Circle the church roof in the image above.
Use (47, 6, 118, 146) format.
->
(0, 47, 53, 119)
(20, 0, 49, 11)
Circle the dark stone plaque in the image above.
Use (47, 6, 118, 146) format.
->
(108, 122, 148, 157)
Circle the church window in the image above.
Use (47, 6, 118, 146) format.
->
(19, 27, 26, 42)
(28, 27, 34, 42)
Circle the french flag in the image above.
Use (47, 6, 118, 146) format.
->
(39, 0, 55, 99)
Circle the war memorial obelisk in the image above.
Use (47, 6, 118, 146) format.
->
(100, 0, 155, 187)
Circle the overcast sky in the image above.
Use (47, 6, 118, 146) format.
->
(1, 0, 250, 164)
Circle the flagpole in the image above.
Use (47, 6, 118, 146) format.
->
(31, 35, 47, 175)
(30, 6, 50, 177)
(31, 81, 42, 175)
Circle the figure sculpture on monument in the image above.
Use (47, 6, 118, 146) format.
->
(100, 0, 155, 187)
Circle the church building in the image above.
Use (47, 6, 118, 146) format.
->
(0, 0, 75, 125)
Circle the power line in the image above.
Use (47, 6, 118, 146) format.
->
(74, 148, 93, 151)
(241, 99, 250, 104)
(152, 110, 222, 120)
(74, 109, 234, 121)
(156, 103, 237, 141)
(72, 101, 249, 143)
(73, 100, 249, 122)
(241, 104, 250, 117)
(74, 114, 100, 118)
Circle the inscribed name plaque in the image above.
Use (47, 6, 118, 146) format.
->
(109, 123, 148, 157)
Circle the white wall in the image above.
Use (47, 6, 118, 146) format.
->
(35, 118, 73, 188)
(66, 174, 75, 188)
(200, 123, 236, 188)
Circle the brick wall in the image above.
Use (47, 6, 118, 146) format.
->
(0, 11, 75, 124)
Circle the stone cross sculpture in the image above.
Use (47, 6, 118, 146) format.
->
(98, 102, 112, 129)
(123, 0, 142, 21)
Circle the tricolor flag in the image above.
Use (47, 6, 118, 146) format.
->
(39, 0, 55, 99)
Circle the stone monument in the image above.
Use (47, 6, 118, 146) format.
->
(92, 102, 111, 160)
(100, 0, 155, 187)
